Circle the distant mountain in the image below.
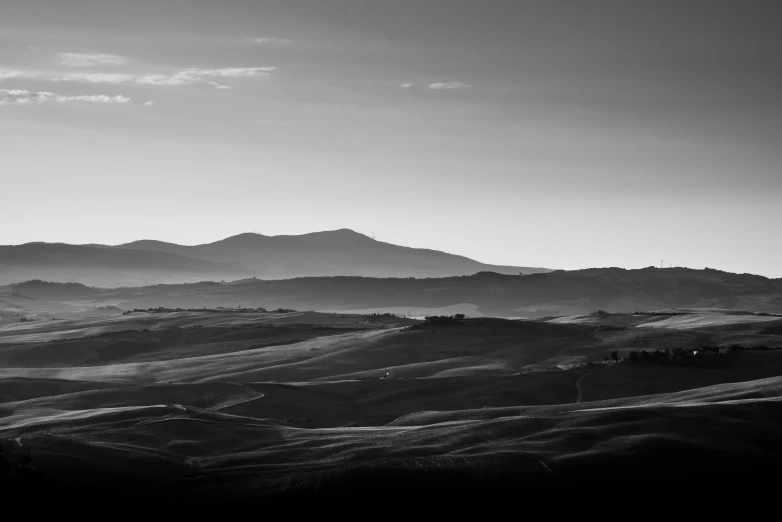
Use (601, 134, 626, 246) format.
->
(18, 267, 782, 318)
(0, 243, 250, 287)
(0, 230, 548, 286)
(116, 229, 550, 280)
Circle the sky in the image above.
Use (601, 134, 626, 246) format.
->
(1, 0, 781, 277)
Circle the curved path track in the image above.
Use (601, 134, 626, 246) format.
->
(575, 373, 586, 403)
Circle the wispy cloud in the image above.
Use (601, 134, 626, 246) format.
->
(400, 83, 414, 88)
(2, 62, 275, 90)
(0, 69, 33, 81)
(143, 101, 155, 106)
(246, 37, 293, 45)
(0, 89, 132, 106)
(3, 68, 133, 85)
(428, 82, 472, 90)
(134, 75, 190, 87)
(57, 73, 136, 84)
(57, 53, 128, 67)
(135, 67, 275, 87)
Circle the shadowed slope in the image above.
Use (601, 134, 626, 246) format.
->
(3, 312, 781, 385)
(4, 376, 781, 507)
(3, 309, 782, 509)
(0, 319, 600, 383)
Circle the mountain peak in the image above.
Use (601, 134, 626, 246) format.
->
(315, 228, 370, 238)
(212, 230, 373, 246)
(3, 229, 551, 286)
(212, 232, 270, 246)
(294, 228, 375, 244)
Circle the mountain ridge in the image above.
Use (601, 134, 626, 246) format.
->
(0, 229, 550, 286)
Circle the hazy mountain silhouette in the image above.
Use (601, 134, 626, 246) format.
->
(1, 230, 548, 286)
(114, 229, 549, 280)
(16, 267, 782, 318)
(0, 243, 250, 287)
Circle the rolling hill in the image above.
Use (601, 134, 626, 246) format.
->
(3, 309, 782, 509)
(11, 266, 781, 318)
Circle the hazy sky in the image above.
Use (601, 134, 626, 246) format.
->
(2, 0, 781, 277)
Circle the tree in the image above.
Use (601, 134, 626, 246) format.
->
(425, 315, 464, 325)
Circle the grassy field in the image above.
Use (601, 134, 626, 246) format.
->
(2, 309, 782, 507)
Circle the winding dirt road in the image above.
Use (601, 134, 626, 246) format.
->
(575, 373, 586, 403)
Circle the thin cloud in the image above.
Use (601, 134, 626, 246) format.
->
(428, 81, 472, 90)
(136, 67, 275, 87)
(193, 67, 276, 78)
(0, 89, 132, 105)
(208, 82, 232, 90)
(247, 37, 293, 45)
(0, 69, 33, 80)
(400, 83, 414, 88)
(63, 94, 131, 104)
(58, 73, 135, 84)
(143, 101, 155, 106)
(134, 74, 188, 87)
(1, 63, 275, 91)
(58, 53, 128, 67)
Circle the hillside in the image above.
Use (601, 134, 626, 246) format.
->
(2, 309, 782, 508)
(13, 266, 782, 318)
